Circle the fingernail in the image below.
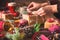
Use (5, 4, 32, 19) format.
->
(38, 8, 43, 12)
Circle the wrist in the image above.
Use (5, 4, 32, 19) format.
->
(51, 4, 58, 13)
(41, 2, 49, 7)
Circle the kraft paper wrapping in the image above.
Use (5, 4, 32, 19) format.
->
(22, 14, 44, 25)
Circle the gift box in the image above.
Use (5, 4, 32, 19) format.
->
(0, 11, 6, 20)
(5, 14, 14, 20)
(44, 18, 59, 29)
(22, 14, 44, 25)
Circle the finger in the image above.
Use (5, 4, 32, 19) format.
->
(37, 10, 44, 15)
(32, 11, 37, 15)
(28, 2, 33, 8)
(40, 13, 46, 16)
(32, 11, 36, 14)
(29, 7, 36, 11)
(27, 9, 32, 13)
(37, 8, 43, 12)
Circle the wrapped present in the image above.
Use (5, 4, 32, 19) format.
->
(0, 20, 5, 38)
(48, 24, 59, 32)
(40, 35, 49, 40)
(44, 18, 59, 29)
(5, 14, 14, 20)
(4, 21, 14, 31)
(0, 14, 6, 21)
(22, 14, 44, 25)
(0, 11, 6, 20)
(0, 20, 4, 32)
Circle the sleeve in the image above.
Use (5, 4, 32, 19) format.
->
(49, 0, 60, 19)
(57, 0, 60, 14)
(49, 0, 58, 4)
(49, 0, 60, 13)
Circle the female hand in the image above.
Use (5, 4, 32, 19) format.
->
(27, 2, 49, 13)
(27, 2, 41, 10)
(32, 5, 57, 16)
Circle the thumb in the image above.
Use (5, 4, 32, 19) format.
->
(28, 2, 33, 8)
(29, 7, 35, 11)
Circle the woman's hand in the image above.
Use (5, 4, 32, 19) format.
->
(32, 5, 57, 16)
(27, 2, 49, 13)
(27, 2, 41, 10)
(28, 2, 49, 10)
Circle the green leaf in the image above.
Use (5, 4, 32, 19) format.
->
(6, 27, 21, 40)
(5, 32, 13, 40)
(36, 28, 40, 32)
(34, 23, 38, 28)
(12, 34, 20, 40)
(34, 23, 41, 32)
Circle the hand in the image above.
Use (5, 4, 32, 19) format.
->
(32, 8, 46, 16)
(27, 2, 49, 13)
(27, 2, 41, 10)
(32, 5, 57, 16)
